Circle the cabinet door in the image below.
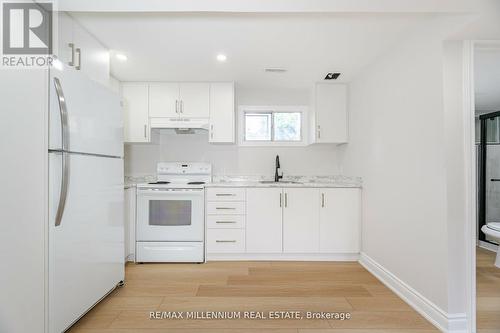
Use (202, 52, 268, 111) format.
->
(149, 83, 179, 118)
(246, 188, 283, 253)
(73, 22, 110, 87)
(121, 83, 149, 143)
(319, 188, 360, 253)
(124, 187, 136, 260)
(283, 188, 320, 253)
(56, 12, 74, 66)
(209, 82, 235, 143)
(179, 83, 209, 118)
(315, 84, 348, 143)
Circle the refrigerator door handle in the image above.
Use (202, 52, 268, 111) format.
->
(54, 77, 69, 151)
(54, 77, 70, 226)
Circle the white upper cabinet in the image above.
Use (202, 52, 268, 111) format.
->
(310, 83, 348, 144)
(149, 83, 210, 119)
(72, 22, 110, 88)
(283, 188, 320, 253)
(56, 12, 74, 65)
(179, 83, 210, 118)
(149, 83, 179, 118)
(209, 82, 235, 143)
(55, 12, 110, 88)
(122, 81, 235, 143)
(122, 83, 149, 143)
(319, 188, 361, 253)
(246, 188, 283, 253)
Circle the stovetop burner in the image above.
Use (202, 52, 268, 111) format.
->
(187, 181, 205, 185)
(148, 181, 171, 185)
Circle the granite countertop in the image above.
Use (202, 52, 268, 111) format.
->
(206, 175, 362, 188)
(124, 175, 156, 189)
(125, 175, 362, 189)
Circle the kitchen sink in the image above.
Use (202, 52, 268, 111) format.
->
(259, 180, 302, 184)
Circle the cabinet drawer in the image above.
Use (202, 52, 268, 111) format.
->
(207, 201, 245, 215)
(207, 188, 246, 201)
(207, 215, 245, 229)
(207, 229, 245, 253)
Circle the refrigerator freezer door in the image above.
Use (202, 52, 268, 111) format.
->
(49, 152, 124, 333)
(49, 66, 123, 157)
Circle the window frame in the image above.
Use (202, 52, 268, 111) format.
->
(238, 105, 308, 147)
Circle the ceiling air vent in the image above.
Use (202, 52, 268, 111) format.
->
(265, 68, 287, 73)
(324, 72, 341, 80)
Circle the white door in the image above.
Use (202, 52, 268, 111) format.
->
(149, 83, 179, 118)
(72, 21, 110, 87)
(121, 83, 149, 143)
(49, 153, 124, 333)
(315, 84, 348, 143)
(136, 188, 205, 242)
(209, 82, 235, 143)
(246, 188, 283, 253)
(49, 66, 123, 156)
(319, 188, 361, 253)
(179, 82, 209, 118)
(283, 188, 320, 253)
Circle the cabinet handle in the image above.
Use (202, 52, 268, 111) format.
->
(216, 221, 236, 224)
(321, 193, 325, 208)
(216, 207, 235, 210)
(175, 100, 179, 113)
(144, 124, 147, 138)
(284, 193, 288, 208)
(75, 48, 81, 70)
(68, 43, 75, 66)
(280, 193, 282, 207)
(180, 100, 184, 113)
(216, 240, 236, 243)
(317, 125, 321, 139)
(210, 124, 214, 139)
(216, 193, 235, 196)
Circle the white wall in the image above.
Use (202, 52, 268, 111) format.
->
(340, 18, 470, 316)
(442, 40, 467, 315)
(125, 86, 342, 177)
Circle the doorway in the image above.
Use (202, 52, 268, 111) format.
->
(473, 41, 500, 332)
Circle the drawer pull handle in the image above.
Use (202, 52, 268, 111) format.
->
(216, 221, 237, 224)
(216, 240, 237, 243)
(216, 193, 236, 196)
(216, 207, 236, 210)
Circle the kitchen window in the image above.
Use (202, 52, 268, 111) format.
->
(239, 106, 307, 146)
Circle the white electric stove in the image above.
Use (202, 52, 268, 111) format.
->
(135, 162, 212, 263)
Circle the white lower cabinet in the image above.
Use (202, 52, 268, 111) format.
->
(206, 186, 361, 260)
(246, 188, 283, 253)
(319, 188, 361, 253)
(207, 229, 245, 253)
(283, 188, 320, 253)
(124, 187, 136, 261)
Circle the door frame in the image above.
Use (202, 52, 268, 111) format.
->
(463, 39, 500, 333)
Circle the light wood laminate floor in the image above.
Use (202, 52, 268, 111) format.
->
(477, 247, 500, 333)
(68, 260, 439, 333)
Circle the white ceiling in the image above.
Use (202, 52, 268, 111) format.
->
(475, 45, 500, 112)
(71, 12, 436, 89)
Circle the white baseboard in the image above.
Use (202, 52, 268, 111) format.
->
(478, 240, 499, 253)
(207, 253, 359, 261)
(359, 252, 467, 333)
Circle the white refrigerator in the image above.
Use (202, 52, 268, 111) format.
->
(0, 64, 124, 333)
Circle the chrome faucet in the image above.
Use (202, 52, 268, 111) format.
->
(275, 155, 283, 182)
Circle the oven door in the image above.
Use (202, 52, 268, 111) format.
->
(136, 188, 204, 242)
